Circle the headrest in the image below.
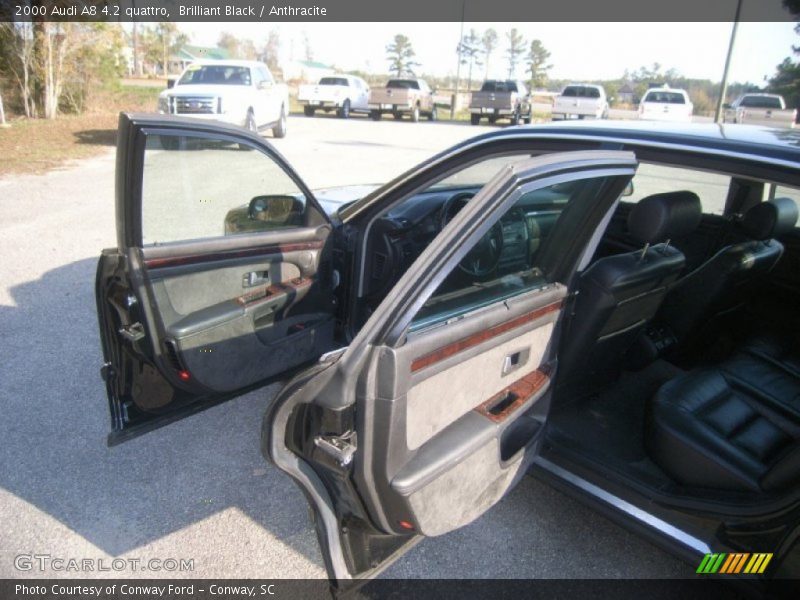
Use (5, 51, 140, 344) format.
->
(740, 197, 799, 241)
(627, 191, 702, 244)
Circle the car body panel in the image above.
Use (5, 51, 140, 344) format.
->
(264, 151, 637, 588)
(158, 60, 288, 131)
(97, 113, 331, 444)
(552, 84, 609, 120)
(298, 75, 371, 113)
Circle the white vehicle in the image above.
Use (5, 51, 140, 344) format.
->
(638, 87, 693, 123)
(723, 93, 796, 129)
(552, 84, 609, 120)
(158, 60, 289, 138)
(298, 75, 370, 118)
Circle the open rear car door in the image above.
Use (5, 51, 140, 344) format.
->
(263, 151, 638, 589)
(97, 113, 338, 445)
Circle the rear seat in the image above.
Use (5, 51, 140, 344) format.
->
(720, 335, 800, 422)
(647, 334, 800, 493)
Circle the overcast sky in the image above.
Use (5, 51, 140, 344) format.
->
(176, 22, 798, 84)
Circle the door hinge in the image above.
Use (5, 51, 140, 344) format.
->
(100, 362, 115, 382)
(119, 322, 145, 343)
(314, 431, 357, 467)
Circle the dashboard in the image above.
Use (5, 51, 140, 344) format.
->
(362, 186, 569, 307)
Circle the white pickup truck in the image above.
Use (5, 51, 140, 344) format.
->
(723, 93, 796, 129)
(158, 60, 289, 138)
(298, 75, 370, 119)
(638, 86, 693, 123)
(551, 84, 609, 120)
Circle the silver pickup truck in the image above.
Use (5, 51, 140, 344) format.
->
(723, 93, 796, 129)
(368, 79, 437, 122)
(469, 80, 532, 126)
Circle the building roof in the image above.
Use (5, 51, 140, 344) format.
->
(174, 45, 231, 62)
(294, 59, 334, 70)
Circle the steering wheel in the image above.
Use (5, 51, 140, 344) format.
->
(440, 192, 504, 278)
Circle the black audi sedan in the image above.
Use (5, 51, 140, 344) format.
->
(96, 116, 800, 592)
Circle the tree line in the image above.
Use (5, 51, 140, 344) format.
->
(384, 28, 552, 91)
(0, 21, 125, 118)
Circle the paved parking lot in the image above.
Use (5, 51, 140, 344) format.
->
(0, 116, 688, 580)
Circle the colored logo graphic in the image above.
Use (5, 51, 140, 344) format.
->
(696, 553, 773, 574)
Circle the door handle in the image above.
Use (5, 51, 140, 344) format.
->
(243, 271, 269, 288)
(502, 348, 530, 376)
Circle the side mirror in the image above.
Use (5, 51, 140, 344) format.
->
(167, 78, 176, 89)
(258, 80, 274, 90)
(248, 194, 303, 221)
(622, 181, 635, 197)
(224, 195, 305, 235)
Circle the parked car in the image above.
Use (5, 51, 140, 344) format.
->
(638, 86, 693, 123)
(723, 93, 796, 129)
(551, 83, 609, 120)
(157, 60, 289, 138)
(98, 116, 800, 593)
(297, 74, 370, 119)
(368, 78, 436, 122)
(469, 79, 532, 125)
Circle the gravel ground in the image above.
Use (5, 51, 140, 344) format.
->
(0, 115, 688, 580)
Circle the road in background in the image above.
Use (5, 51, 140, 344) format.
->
(0, 116, 687, 580)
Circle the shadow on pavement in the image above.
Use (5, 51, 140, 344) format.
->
(0, 256, 321, 562)
(74, 129, 118, 146)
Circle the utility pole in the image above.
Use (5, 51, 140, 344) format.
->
(451, 0, 465, 120)
(714, 0, 743, 123)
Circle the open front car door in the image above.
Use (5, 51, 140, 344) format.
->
(264, 151, 638, 588)
(96, 113, 338, 445)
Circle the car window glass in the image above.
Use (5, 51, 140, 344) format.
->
(178, 65, 251, 86)
(320, 77, 348, 86)
(410, 174, 622, 331)
(740, 96, 782, 109)
(141, 133, 305, 245)
(623, 163, 730, 215)
(643, 91, 686, 104)
(428, 154, 533, 191)
(252, 68, 266, 86)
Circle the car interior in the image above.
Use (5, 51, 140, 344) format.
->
(356, 152, 800, 513)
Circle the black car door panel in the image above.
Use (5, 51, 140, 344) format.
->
(265, 151, 638, 587)
(97, 113, 336, 444)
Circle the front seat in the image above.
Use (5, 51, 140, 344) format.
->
(658, 197, 799, 344)
(558, 191, 702, 384)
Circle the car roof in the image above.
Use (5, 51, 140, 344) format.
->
(187, 60, 264, 68)
(466, 120, 800, 165)
(644, 87, 688, 94)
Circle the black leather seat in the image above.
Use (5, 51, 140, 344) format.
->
(659, 197, 799, 343)
(721, 334, 800, 421)
(559, 191, 702, 382)
(647, 368, 800, 492)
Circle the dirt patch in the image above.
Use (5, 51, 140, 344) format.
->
(0, 86, 159, 177)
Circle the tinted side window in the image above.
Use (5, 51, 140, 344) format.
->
(410, 175, 623, 331)
(141, 133, 306, 245)
(624, 163, 730, 215)
(740, 96, 782, 109)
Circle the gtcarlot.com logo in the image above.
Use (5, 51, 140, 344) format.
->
(14, 554, 194, 572)
(696, 552, 773, 575)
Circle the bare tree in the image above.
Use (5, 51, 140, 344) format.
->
(0, 21, 37, 117)
(262, 29, 281, 72)
(505, 28, 526, 79)
(457, 29, 482, 91)
(481, 28, 498, 80)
